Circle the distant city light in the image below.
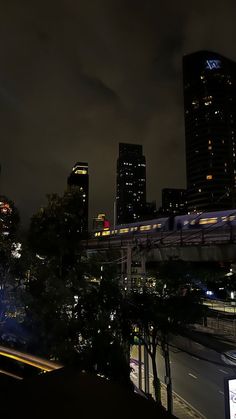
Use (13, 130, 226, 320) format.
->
(11, 242, 22, 258)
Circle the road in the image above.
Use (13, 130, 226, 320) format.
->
(131, 335, 236, 419)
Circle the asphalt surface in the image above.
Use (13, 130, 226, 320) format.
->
(162, 335, 232, 419)
(132, 333, 236, 419)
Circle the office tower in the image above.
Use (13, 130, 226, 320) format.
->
(116, 143, 146, 224)
(183, 51, 236, 212)
(162, 188, 187, 215)
(143, 201, 158, 220)
(67, 162, 89, 233)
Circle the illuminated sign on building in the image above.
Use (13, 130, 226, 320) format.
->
(225, 377, 236, 418)
(206, 59, 221, 70)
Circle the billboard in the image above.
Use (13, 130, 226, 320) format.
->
(225, 377, 236, 419)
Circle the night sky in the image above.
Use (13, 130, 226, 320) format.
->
(1, 0, 236, 226)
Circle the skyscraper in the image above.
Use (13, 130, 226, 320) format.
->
(183, 51, 236, 212)
(67, 162, 89, 233)
(162, 188, 187, 215)
(116, 143, 146, 224)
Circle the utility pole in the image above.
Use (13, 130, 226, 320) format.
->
(126, 244, 132, 291)
(163, 339, 173, 415)
(144, 330, 150, 394)
(138, 331, 142, 390)
(121, 248, 126, 290)
(141, 251, 146, 290)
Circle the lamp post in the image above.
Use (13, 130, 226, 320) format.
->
(113, 197, 117, 231)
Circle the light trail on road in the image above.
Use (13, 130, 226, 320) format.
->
(0, 345, 62, 372)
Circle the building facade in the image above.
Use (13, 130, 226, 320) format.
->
(67, 162, 89, 233)
(183, 51, 236, 212)
(92, 213, 110, 231)
(162, 188, 187, 215)
(116, 143, 146, 224)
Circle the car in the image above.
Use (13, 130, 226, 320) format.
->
(221, 350, 236, 365)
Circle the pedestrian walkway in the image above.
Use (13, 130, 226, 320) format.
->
(160, 383, 206, 419)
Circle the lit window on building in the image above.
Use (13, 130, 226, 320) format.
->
(206, 175, 213, 180)
(74, 169, 87, 175)
(191, 100, 199, 109)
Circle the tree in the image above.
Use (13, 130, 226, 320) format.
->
(72, 276, 132, 388)
(0, 199, 26, 347)
(128, 288, 203, 413)
(25, 190, 87, 356)
(154, 260, 228, 297)
(25, 190, 132, 388)
(29, 191, 85, 260)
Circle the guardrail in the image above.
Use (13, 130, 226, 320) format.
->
(83, 226, 236, 250)
(203, 299, 236, 315)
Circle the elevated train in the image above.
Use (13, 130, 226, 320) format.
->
(94, 209, 236, 239)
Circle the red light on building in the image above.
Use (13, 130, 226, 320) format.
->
(103, 220, 110, 229)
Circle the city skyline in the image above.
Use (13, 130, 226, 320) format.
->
(1, 1, 236, 226)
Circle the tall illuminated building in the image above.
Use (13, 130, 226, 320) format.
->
(183, 51, 236, 212)
(116, 143, 146, 224)
(67, 162, 89, 233)
(162, 188, 187, 215)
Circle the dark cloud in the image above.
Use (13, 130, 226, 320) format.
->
(0, 0, 236, 226)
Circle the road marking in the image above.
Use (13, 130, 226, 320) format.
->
(188, 373, 197, 379)
(191, 355, 199, 361)
(219, 369, 228, 374)
(219, 390, 224, 395)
